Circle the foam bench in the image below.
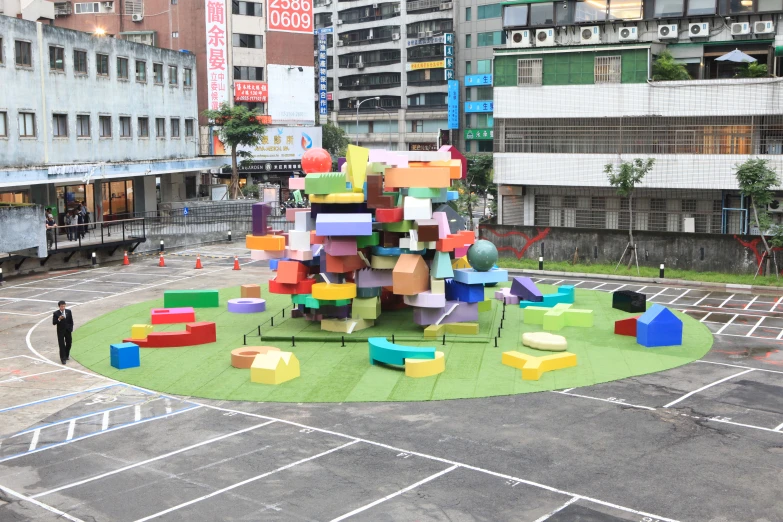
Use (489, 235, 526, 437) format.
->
(522, 332, 568, 352)
(523, 304, 593, 331)
(110, 342, 140, 370)
(501, 351, 577, 381)
(163, 290, 219, 308)
(231, 346, 280, 369)
(151, 307, 196, 325)
(405, 351, 445, 378)
(124, 322, 216, 348)
(227, 298, 267, 314)
(369, 337, 435, 366)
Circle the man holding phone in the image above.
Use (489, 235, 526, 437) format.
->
(52, 300, 74, 364)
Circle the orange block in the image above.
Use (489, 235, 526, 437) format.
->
(436, 231, 475, 252)
(276, 260, 308, 284)
(310, 230, 325, 245)
(246, 235, 286, 251)
(325, 253, 367, 273)
(392, 253, 430, 296)
(241, 284, 261, 298)
(384, 167, 450, 189)
(428, 160, 463, 180)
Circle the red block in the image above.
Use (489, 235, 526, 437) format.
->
(310, 230, 325, 245)
(124, 322, 216, 348)
(268, 277, 316, 295)
(276, 260, 308, 284)
(325, 253, 366, 273)
(376, 207, 404, 223)
(614, 316, 640, 337)
(436, 230, 476, 252)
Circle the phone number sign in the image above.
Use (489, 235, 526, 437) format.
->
(268, 0, 312, 33)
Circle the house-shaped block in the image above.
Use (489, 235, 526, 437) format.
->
(392, 254, 430, 295)
(250, 351, 300, 385)
(636, 304, 683, 347)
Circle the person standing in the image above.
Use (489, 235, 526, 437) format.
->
(45, 210, 56, 250)
(65, 211, 74, 241)
(52, 300, 74, 364)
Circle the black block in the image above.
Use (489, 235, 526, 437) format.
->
(612, 290, 646, 313)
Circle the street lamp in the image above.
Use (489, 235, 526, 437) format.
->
(355, 96, 381, 146)
(376, 106, 393, 150)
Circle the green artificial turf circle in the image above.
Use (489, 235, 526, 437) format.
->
(72, 284, 713, 402)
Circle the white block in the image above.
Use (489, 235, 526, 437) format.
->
(403, 196, 432, 220)
(288, 230, 311, 251)
(409, 229, 418, 244)
(295, 211, 314, 232)
(397, 151, 451, 162)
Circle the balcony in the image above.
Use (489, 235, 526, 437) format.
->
(342, 58, 400, 68)
(54, 2, 72, 16)
(407, 0, 452, 13)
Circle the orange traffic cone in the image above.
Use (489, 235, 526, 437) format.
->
(159, 253, 165, 267)
(233, 255, 241, 271)
(123, 251, 130, 266)
(195, 254, 203, 269)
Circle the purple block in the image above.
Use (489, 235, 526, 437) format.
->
(316, 213, 373, 237)
(414, 301, 479, 326)
(504, 295, 520, 305)
(252, 202, 271, 237)
(356, 268, 393, 288)
(320, 305, 350, 319)
(227, 298, 266, 313)
(324, 237, 358, 256)
(494, 288, 510, 300)
(510, 277, 543, 302)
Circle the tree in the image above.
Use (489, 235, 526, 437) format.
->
(605, 158, 655, 273)
(735, 158, 782, 277)
(651, 50, 691, 81)
(202, 103, 266, 200)
(735, 62, 768, 78)
(321, 122, 350, 171)
(453, 180, 479, 228)
(465, 153, 495, 225)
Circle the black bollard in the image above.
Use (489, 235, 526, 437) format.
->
(91, 252, 97, 266)
(160, 239, 164, 253)
(659, 263, 665, 278)
(341, 336, 345, 347)
(292, 336, 295, 347)
(539, 256, 544, 270)
(228, 230, 232, 242)
(442, 334, 446, 346)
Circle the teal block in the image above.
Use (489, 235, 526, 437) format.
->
(431, 251, 454, 279)
(452, 268, 508, 285)
(368, 337, 435, 366)
(292, 294, 311, 305)
(164, 290, 219, 308)
(408, 187, 443, 198)
(558, 285, 575, 301)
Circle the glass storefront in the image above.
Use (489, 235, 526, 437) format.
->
(102, 179, 135, 219)
(0, 190, 30, 204)
(56, 184, 95, 226)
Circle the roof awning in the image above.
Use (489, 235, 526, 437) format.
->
(501, 0, 552, 5)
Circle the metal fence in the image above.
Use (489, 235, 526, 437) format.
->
(136, 202, 292, 235)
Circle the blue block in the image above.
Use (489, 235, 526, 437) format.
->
(637, 304, 683, 347)
(453, 268, 508, 285)
(444, 279, 485, 303)
(446, 191, 459, 201)
(270, 259, 280, 271)
(110, 342, 140, 370)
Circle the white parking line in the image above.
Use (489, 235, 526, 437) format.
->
(28, 429, 40, 451)
(770, 296, 783, 312)
(66, 420, 75, 441)
(667, 289, 691, 305)
(746, 317, 765, 337)
(0, 297, 83, 305)
(663, 369, 755, 408)
(0, 484, 85, 522)
(533, 497, 580, 522)
(743, 296, 759, 310)
(715, 314, 738, 335)
(774, 422, 783, 432)
(554, 391, 656, 411)
(692, 292, 711, 306)
(718, 294, 736, 308)
(699, 312, 713, 322)
(0, 368, 68, 384)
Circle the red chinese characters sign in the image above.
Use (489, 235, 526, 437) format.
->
(235, 81, 268, 103)
(268, 0, 312, 34)
(205, 0, 228, 110)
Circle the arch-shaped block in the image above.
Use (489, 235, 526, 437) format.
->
(368, 337, 435, 366)
(405, 351, 445, 378)
(124, 322, 216, 348)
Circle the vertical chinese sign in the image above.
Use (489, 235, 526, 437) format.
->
(447, 80, 459, 130)
(206, 0, 228, 110)
(318, 33, 328, 117)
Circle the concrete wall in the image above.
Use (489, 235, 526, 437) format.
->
(0, 205, 47, 257)
(480, 224, 768, 274)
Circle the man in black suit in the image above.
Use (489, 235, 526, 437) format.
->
(52, 300, 74, 364)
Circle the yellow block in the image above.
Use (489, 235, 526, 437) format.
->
(130, 324, 153, 340)
(405, 351, 445, 378)
(346, 144, 370, 193)
(452, 256, 471, 269)
(321, 318, 374, 333)
(428, 160, 463, 180)
(311, 282, 357, 300)
(310, 192, 365, 204)
(246, 235, 286, 251)
(501, 351, 577, 381)
(371, 255, 399, 269)
(250, 351, 300, 385)
(423, 324, 446, 339)
(430, 278, 445, 294)
(445, 322, 479, 335)
(385, 167, 451, 189)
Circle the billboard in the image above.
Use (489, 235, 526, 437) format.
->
(213, 127, 322, 160)
(447, 80, 459, 130)
(234, 81, 268, 102)
(268, 64, 315, 124)
(465, 74, 493, 86)
(465, 101, 494, 113)
(268, 0, 313, 33)
(317, 34, 328, 116)
(205, 0, 228, 109)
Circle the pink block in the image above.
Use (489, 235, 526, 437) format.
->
(504, 295, 520, 305)
(250, 249, 286, 261)
(286, 248, 313, 261)
(151, 307, 196, 325)
(439, 145, 467, 180)
(368, 150, 388, 163)
(494, 288, 510, 300)
(324, 237, 358, 256)
(433, 212, 450, 239)
(288, 177, 306, 190)
(454, 245, 469, 258)
(285, 207, 311, 222)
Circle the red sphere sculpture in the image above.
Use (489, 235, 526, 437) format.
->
(301, 148, 332, 174)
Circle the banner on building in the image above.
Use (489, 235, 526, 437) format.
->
(268, 64, 316, 124)
(447, 80, 459, 130)
(234, 81, 268, 102)
(268, 0, 313, 33)
(405, 60, 445, 71)
(213, 126, 323, 160)
(465, 101, 493, 113)
(465, 74, 493, 86)
(318, 34, 328, 116)
(464, 128, 493, 140)
(205, 0, 228, 110)
(406, 32, 453, 48)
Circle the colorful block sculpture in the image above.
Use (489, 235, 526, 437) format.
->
(453, 268, 508, 286)
(502, 351, 577, 381)
(150, 307, 196, 324)
(523, 304, 593, 331)
(124, 322, 216, 348)
(163, 290, 219, 309)
(613, 290, 647, 314)
(227, 298, 266, 314)
(519, 286, 575, 309)
(405, 351, 445, 378)
(110, 342, 140, 370)
(231, 346, 280, 369)
(522, 332, 568, 352)
(250, 351, 300, 385)
(277, 260, 309, 284)
(636, 304, 683, 347)
(241, 284, 262, 298)
(321, 318, 374, 333)
(130, 324, 153, 340)
(510, 277, 543, 302)
(369, 337, 435, 366)
(614, 316, 640, 337)
(392, 254, 430, 295)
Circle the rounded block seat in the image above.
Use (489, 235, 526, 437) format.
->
(231, 346, 280, 369)
(405, 351, 445, 378)
(227, 298, 266, 314)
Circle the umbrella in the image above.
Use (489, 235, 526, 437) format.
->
(715, 49, 757, 63)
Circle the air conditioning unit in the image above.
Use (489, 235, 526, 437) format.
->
(618, 26, 638, 42)
(425, 31, 433, 37)
(507, 29, 532, 48)
(439, 2, 453, 9)
(755, 21, 775, 34)
(314, 49, 319, 56)
(580, 25, 600, 44)
(336, 19, 343, 25)
(354, 80, 361, 85)
(372, 3, 378, 7)
(688, 22, 709, 38)
(658, 23, 677, 39)
(535, 28, 555, 47)
(731, 22, 750, 35)
(131, 13, 143, 21)
(337, 40, 344, 46)
(392, 33, 400, 40)
(418, 32, 425, 37)
(769, 200, 783, 213)
(367, 34, 373, 39)
(103, 2, 112, 8)
(357, 63, 365, 69)
(394, 5, 400, 11)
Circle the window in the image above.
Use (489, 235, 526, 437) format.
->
(0, 37, 3, 64)
(96, 53, 109, 76)
(183, 68, 192, 87)
(171, 118, 180, 138)
(728, 0, 751, 12)
(168, 65, 177, 85)
(595, 56, 621, 83)
(156, 118, 165, 137)
(0, 112, 6, 137)
(465, 7, 471, 20)
(74, 2, 100, 13)
(476, 86, 493, 99)
(688, 0, 716, 14)
(99, 115, 111, 137)
(575, 0, 607, 21)
(15, 41, 32, 67)
(18, 112, 35, 137)
(185, 119, 194, 137)
(503, 5, 528, 26)
(233, 66, 264, 80)
(410, 120, 423, 133)
(477, 31, 505, 47)
(153, 63, 163, 83)
(117, 57, 129, 79)
(465, 61, 472, 75)
(654, 0, 684, 17)
(77, 115, 90, 137)
(477, 59, 492, 74)
(530, 2, 554, 25)
(477, 3, 502, 19)
(138, 117, 149, 137)
(172, 32, 179, 38)
(49, 46, 65, 71)
(74, 50, 87, 74)
(609, 0, 642, 18)
(52, 114, 68, 137)
(759, 0, 783, 10)
(120, 116, 131, 137)
(233, 1, 262, 15)
(465, 34, 472, 48)
(233, 34, 264, 48)
(136, 60, 147, 82)
(517, 58, 542, 86)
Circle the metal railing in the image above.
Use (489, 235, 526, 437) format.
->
(406, 0, 442, 11)
(46, 218, 146, 253)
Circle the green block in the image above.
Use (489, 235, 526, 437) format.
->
(478, 300, 492, 313)
(357, 232, 380, 248)
(352, 297, 381, 320)
(163, 290, 219, 308)
(408, 187, 443, 198)
(357, 286, 382, 298)
(369, 162, 387, 173)
(305, 295, 320, 309)
(304, 173, 348, 195)
(542, 311, 565, 331)
(523, 306, 548, 325)
(292, 294, 311, 305)
(565, 309, 594, 327)
(383, 220, 412, 233)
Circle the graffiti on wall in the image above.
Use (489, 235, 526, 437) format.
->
(482, 227, 551, 259)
